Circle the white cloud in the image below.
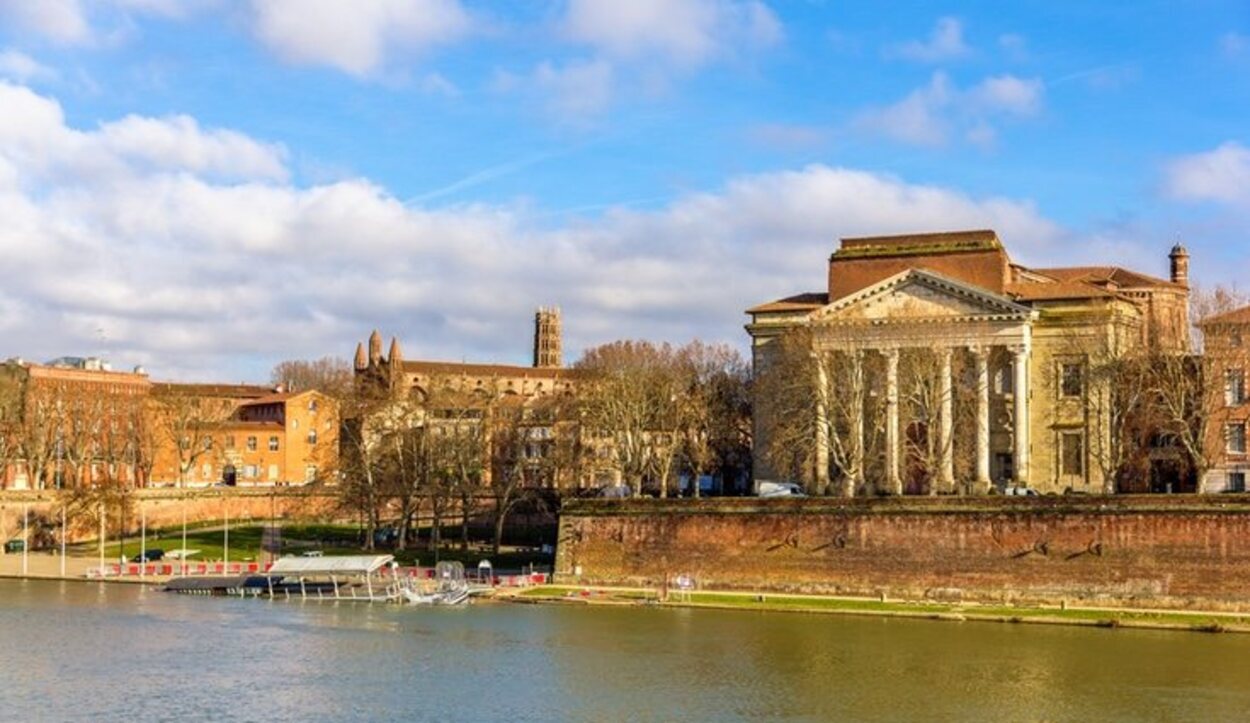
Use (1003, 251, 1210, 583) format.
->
(0, 50, 57, 83)
(969, 74, 1043, 116)
(0, 0, 199, 46)
(0, 83, 1074, 381)
(1164, 142, 1250, 205)
(885, 17, 970, 62)
(247, 0, 472, 76)
(0, 0, 92, 44)
(855, 72, 1043, 147)
(563, 0, 781, 68)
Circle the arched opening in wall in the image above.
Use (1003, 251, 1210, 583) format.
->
(223, 465, 237, 487)
(409, 386, 428, 404)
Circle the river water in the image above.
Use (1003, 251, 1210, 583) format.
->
(1, 580, 1248, 722)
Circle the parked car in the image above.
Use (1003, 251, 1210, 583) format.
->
(756, 481, 806, 498)
(130, 548, 165, 563)
(1003, 486, 1039, 497)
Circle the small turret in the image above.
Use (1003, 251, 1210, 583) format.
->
(387, 337, 403, 371)
(368, 329, 383, 365)
(1169, 243, 1190, 287)
(353, 342, 367, 371)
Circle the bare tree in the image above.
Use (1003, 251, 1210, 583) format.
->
(575, 341, 682, 496)
(270, 357, 354, 398)
(754, 328, 887, 496)
(677, 342, 750, 497)
(150, 386, 233, 487)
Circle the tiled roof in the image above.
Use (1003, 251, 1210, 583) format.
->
(151, 382, 273, 398)
(238, 390, 315, 406)
(1030, 266, 1179, 289)
(1005, 281, 1123, 302)
(1198, 305, 1250, 326)
(401, 360, 582, 379)
(746, 292, 830, 314)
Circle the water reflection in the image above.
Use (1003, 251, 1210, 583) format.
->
(0, 581, 1247, 722)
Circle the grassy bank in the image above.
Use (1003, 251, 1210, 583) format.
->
(511, 586, 1250, 633)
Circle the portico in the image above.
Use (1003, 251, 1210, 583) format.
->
(776, 268, 1037, 495)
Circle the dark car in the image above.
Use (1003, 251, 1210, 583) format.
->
(131, 549, 165, 563)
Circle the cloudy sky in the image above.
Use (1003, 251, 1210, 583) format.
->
(0, 1, 1247, 381)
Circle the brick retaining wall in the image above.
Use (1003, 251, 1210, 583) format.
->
(554, 496, 1250, 610)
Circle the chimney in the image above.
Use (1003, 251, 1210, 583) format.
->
(533, 306, 563, 368)
(1169, 243, 1190, 287)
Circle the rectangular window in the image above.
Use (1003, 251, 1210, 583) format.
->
(307, 430, 317, 445)
(1227, 369, 1246, 406)
(268, 464, 279, 481)
(1060, 432, 1084, 478)
(1230, 472, 1247, 493)
(1060, 363, 1084, 398)
(305, 465, 317, 482)
(1229, 424, 1248, 455)
(268, 436, 279, 451)
(244, 464, 257, 479)
(246, 436, 257, 451)
(225, 435, 235, 450)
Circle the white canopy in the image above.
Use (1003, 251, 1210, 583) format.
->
(266, 554, 394, 577)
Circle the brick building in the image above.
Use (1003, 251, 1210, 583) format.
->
(0, 358, 339, 490)
(1199, 305, 1250, 492)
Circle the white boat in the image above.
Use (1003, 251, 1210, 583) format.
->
(402, 561, 471, 606)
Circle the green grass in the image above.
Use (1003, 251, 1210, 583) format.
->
(515, 586, 1250, 632)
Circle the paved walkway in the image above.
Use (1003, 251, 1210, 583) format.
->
(0, 551, 166, 583)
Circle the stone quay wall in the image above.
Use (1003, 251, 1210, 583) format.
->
(0, 489, 341, 546)
(555, 496, 1250, 611)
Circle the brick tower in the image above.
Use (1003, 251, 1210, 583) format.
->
(533, 306, 563, 368)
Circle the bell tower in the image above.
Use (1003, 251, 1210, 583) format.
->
(533, 306, 563, 369)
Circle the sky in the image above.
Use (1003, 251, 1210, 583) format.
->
(0, 0, 1247, 382)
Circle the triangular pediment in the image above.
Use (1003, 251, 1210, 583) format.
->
(811, 269, 1036, 323)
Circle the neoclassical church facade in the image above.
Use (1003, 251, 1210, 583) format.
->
(747, 230, 1190, 495)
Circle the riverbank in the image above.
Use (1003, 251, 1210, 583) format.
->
(503, 585, 1250, 634)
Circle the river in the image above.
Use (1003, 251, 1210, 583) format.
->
(0, 580, 1247, 721)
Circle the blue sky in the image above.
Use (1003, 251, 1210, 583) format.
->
(0, 1, 1247, 380)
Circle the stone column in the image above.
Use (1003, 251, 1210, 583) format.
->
(813, 352, 831, 495)
(885, 348, 901, 495)
(938, 347, 954, 495)
(846, 350, 865, 498)
(973, 346, 991, 493)
(1012, 345, 1031, 484)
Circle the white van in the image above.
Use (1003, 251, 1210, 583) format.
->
(755, 480, 806, 497)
